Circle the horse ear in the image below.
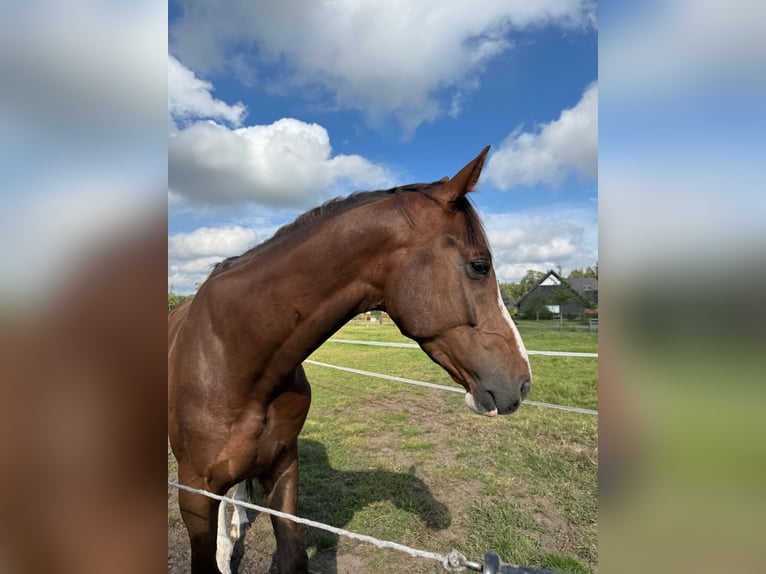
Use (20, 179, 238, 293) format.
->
(433, 146, 490, 203)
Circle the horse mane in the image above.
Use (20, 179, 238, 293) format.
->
(208, 181, 487, 277)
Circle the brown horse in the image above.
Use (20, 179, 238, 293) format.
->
(168, 147, 532, 573)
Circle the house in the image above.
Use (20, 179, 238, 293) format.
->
(516, 270, 597, 319)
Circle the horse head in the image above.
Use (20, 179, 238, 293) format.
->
(383, 147, 531, 416)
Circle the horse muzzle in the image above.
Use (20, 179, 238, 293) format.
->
(464, 374, 531, 416)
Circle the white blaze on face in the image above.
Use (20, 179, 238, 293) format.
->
(496, 285, 531, 371)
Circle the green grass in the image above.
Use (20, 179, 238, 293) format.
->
(339, 319, 599, 354)
(312, 322, 598, 410)
(298, 322, 597, 572)
(514, 321, 598, 354)
(169, 320, 597, 573)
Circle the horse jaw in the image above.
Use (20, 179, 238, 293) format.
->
(464, 392, 498, 417)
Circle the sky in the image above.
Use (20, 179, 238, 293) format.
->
(168, 0, 598, 294)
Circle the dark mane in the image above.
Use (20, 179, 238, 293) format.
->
(208, 181, 487, 277)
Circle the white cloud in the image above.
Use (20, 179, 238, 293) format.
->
(167, 55, 394, 208)
(170, 0, 596, 133)
(485, 82, 597, 190)
(169, 226, 260, 260)
(169, 54, 246, 129)
(169, 118, 393, 207)
(483, 207, 598, 282)
(168, 225, 278, 292)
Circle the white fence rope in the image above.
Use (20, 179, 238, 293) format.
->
(328, 338, 598, 358)
(304, 360, 598, 415)
(170, 339, 594, 570)
(168, 481, 470, 572)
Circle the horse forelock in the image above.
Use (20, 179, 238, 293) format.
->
(452, 195, 489, 252)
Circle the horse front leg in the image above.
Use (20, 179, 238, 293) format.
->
(261, 450, 308, 574)
(178, 467, 229, 574)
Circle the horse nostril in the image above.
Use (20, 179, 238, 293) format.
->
(520, 375, 531, 399)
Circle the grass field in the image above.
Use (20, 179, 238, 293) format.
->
(168, 320, 598, 574)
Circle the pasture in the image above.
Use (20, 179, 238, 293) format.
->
(168, 320, 598, 573)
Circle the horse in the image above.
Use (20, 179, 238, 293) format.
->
(168, 147, 532, 573)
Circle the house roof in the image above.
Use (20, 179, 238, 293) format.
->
(516, 270, 596, 308)
(565, 277, 598, 293)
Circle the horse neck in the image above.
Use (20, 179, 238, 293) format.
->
(215, 203, 403, 378)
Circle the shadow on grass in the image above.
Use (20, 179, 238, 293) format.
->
(231, 438, 451, 573)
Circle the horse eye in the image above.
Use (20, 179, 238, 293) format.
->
(469, 260, 490, 276)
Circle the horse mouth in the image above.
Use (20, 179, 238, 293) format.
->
(464, 392, 498, 417)
(464, 386, 524, 417)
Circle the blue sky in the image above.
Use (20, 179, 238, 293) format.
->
(168, 1, 598, 293)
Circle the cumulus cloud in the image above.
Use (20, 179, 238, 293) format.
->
(170, 0, 596, 133)
(168, 225, 279, 292)
(169, 54, 246, 129)
(168, 56, 393, 207)
(483, 207, 598, 282)
(169, 226, 260, 260)
(485, 82, 597, 190)
(169, 118, 393, 207)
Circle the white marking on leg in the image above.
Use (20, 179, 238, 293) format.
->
(230, 481, 250, 540)
(496, 286, 531, 371)
(216, 496, 234, 574)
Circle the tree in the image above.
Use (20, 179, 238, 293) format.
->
(518, 269, 546, 297)
(168, 290, 191, 310)
(523, 293, 548, 321)
(568, 265, 598, 279)
(499, 282, 523, 304)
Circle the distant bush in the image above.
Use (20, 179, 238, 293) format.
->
(168, 291, 192, 310)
